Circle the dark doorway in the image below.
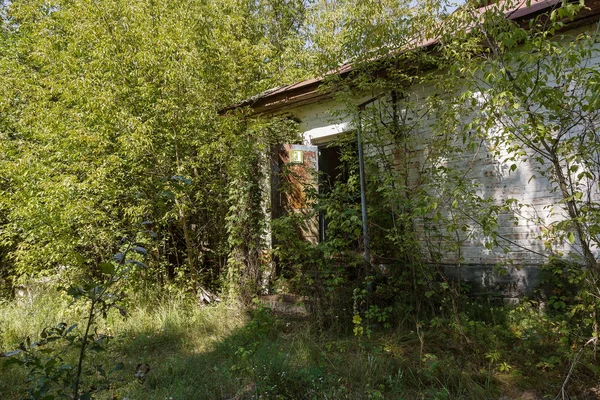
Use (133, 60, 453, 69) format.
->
(317, 142, 360, 243)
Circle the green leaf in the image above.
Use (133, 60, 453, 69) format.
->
(65, 324, 78, 335)
(99, 262, 115, 275)
(2, 357, 24, 369)
(171, 175, 192, 185)
(111, 362, 125, 373)
(96, 365, 107, 377)
(1, 350, 22, 357)
(126, 259, 147, 268)
(131, 246, 148, 255)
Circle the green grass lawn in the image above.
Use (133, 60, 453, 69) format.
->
(1, 288, 598, 399)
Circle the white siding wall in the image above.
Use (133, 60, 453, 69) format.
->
(270, 22, 600, 291)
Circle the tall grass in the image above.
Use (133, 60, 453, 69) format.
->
(1, 287, 597, 399)
(0, 287, 250, 399)
(0, 288, 73, 349)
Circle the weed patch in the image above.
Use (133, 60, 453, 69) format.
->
(2, 288, 600, 399)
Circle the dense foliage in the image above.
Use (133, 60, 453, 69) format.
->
(0, 0, 308, 289)
(1, 0, 600, 397)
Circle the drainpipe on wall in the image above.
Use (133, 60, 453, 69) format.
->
(356, 104, 371, 266)
(356, 94, 384, 266)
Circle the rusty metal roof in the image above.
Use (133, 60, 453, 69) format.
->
(220, 0, 598, 115)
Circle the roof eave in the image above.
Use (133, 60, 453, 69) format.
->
(220, 0, 600, 116)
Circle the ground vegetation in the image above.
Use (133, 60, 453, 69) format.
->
(1, 0, 599, 398)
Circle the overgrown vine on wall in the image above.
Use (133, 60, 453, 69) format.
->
(226, 117, 301, 302)
(273, 3, 600, 363)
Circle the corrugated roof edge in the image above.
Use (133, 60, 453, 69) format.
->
(219, 0, 598, 115)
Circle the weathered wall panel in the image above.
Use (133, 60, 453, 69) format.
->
(265, 21, 600, 297)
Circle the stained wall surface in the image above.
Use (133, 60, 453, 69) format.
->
(266, 22, 600, 298)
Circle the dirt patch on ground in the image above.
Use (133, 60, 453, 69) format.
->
(259, 294, 309, 317)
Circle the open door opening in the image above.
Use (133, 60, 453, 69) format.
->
(317, 142, 361, 246)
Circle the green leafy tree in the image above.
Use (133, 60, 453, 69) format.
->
(0, 0, 310, 291)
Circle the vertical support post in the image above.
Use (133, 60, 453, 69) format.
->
(357, 109, 371, 265)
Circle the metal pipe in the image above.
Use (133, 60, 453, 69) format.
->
(356, 109, 371, 265)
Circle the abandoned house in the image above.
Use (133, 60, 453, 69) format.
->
(222, 0, 600, 300)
